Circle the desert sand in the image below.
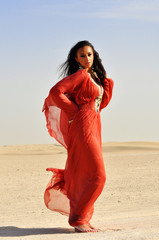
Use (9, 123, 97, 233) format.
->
(0, 142, 159, 240)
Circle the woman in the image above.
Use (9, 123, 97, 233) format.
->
(42, 40, 114, 232)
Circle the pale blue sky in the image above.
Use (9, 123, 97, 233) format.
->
(0, 0, 159, 145)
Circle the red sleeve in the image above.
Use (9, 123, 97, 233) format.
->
(49, 70, 84, 115)
(100, 78, 114, 110)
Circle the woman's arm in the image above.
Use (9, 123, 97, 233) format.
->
(47, 70, 84, 115)
(100, 78, 114, 110)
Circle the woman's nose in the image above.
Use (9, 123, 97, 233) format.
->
(86, 55, 89, 61)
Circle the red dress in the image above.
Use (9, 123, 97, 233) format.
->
(42, 69, 114, 226)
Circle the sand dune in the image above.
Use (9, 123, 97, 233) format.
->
(0, 142, 159, 240)
(1, 141, 159, 155)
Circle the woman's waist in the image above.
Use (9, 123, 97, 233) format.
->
(78, 102, 96, 111)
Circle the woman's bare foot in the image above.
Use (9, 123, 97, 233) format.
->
(74, 224, 98, 233)
(88, 223, 101, 232)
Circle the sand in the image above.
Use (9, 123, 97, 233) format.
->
(0, 142, 159, 240)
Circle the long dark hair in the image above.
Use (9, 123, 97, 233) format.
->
(59, 40, 107, 84)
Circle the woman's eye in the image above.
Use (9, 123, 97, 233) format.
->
(88, 53, 92, 56)
(80, 55, 85, 57)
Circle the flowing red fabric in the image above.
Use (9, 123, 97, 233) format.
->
(42, 69, 114, 226)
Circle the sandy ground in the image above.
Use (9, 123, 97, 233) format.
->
(0, 142, 159, 240)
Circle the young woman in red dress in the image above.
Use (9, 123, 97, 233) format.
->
(42, 40, 114, 232)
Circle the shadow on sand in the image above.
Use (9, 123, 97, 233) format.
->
(0, 226, 75, 237)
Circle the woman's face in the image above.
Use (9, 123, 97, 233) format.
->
(75, 45, 94, 72)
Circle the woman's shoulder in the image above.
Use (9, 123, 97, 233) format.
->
(70, 69, 88, 78)
(63, 69, 88, 84)
(103, 77, 114, 88)
(104, 76, 113, 82)
(56, 69, 88, 88)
